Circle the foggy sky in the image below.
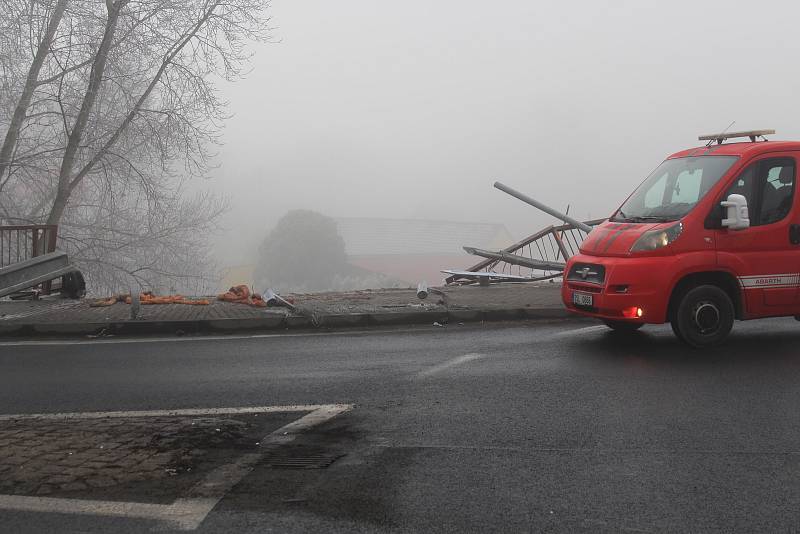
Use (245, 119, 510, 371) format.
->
(207, 0, 800, 263)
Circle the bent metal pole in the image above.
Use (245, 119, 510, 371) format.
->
(493, 181, 593, 233)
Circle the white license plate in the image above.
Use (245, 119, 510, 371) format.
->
(572, 291, 593, 307)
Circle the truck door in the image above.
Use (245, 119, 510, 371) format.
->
(712, 154, 798, 317)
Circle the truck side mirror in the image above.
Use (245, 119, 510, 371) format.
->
(721, 194, 750, 230)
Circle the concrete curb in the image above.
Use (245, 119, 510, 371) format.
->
(0, 306, 574, 338)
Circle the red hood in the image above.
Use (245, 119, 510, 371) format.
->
(580, 221, 663, 256)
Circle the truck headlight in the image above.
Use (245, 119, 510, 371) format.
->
(630, 222, 682, 252)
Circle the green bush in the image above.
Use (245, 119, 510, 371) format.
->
(254, 210, 349, 292)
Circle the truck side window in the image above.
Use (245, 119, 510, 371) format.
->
(718, 157, 796, 227)
(725, 164, 755, 205)
(758, 161, 795, 225)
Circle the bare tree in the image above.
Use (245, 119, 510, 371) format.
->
(0, 0, 271, 294)
(0, 0, 68, 184)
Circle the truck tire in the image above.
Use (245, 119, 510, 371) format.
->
(671, 285, 734, 348)
(602, 320, 644, 332)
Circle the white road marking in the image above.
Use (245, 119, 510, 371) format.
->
(0, 495, 173, 522)
(545, 324, 607, 340)
(0, 403, 353, 530)
(417, 353, 485, 378)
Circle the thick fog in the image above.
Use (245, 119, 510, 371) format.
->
(208, 0, 800, 263)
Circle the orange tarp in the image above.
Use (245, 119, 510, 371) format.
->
(91, 292, 210, 307)
(91, 286, 277, 308)
(217, 285, 267, 307)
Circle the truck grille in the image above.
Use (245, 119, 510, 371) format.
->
(566, 263, 605, 285)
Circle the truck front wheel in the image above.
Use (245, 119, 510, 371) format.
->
(671, 285, 734, 348)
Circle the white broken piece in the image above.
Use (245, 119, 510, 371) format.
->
(263, 288, 296, 309)
(417, 281, 428, 300)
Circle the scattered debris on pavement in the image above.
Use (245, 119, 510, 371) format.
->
(0, 284, 566, 336)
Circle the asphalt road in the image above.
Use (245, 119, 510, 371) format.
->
(3, 317, 800, 532)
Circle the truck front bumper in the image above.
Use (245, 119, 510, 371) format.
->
(561, 254, 677, 324)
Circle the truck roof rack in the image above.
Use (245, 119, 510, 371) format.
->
(698, 129, 775, 145)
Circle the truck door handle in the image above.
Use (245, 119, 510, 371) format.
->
(791, 225, 800, 245)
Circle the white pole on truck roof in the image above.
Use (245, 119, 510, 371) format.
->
(493, 181, 593, 233)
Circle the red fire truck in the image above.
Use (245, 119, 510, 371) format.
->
(562, 130, 800, 347)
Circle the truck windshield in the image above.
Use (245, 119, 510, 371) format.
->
(613, 155, 738, 222)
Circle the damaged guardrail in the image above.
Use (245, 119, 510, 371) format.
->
(0, 251, 84, 299)
(462, 246, 566, 272)
(446, 182, 605, 285)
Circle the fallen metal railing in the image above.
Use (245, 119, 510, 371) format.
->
(0, 251, 82, 299)
(493, 182, 593, 232)
(446, 219, 604, 285)
(462, 246, 567, 272)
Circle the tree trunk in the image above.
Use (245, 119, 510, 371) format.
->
(0, 0, 69, 184)
(46, 0, 126, 226)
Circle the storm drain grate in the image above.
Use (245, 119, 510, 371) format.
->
(262, 448, 344, 470)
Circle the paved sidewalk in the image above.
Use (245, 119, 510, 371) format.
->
(0, 283, 569, 337)
(0, 415, 201, 496)
(0, 413, 294, 501)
